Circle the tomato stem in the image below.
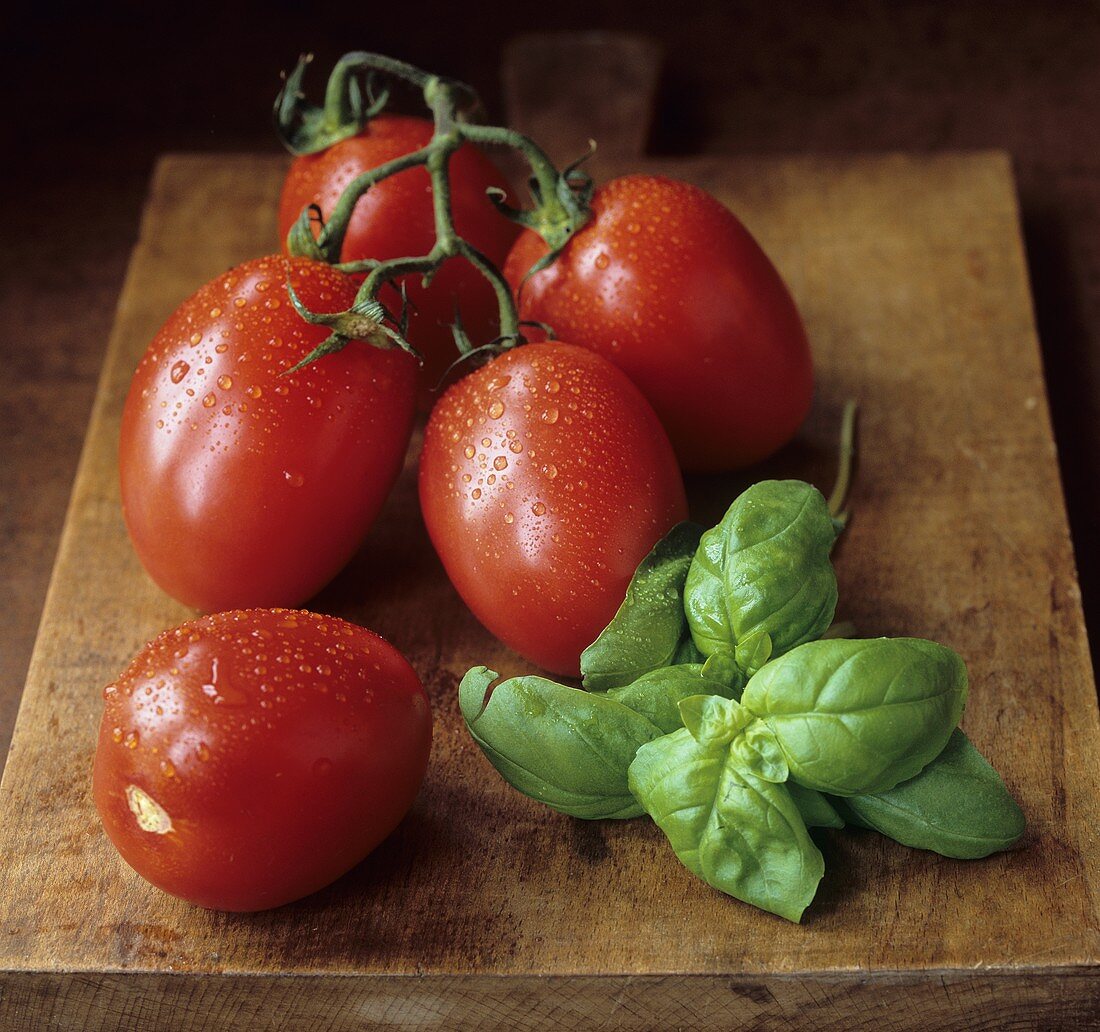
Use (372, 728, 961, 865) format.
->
(278, 51, 593, 368)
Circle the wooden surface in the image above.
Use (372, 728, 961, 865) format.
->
(0, 147, 1098, 1028)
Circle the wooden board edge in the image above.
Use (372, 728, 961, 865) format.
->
(0, 170, 167, 804)
(1, 967, 1098, 1031)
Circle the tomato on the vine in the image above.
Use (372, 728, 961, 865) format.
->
(93, 609, 432, 912)
(119, 255, 417, 612)
(505, 174, 814, 471)
(278, 114, 519, 391)
(419, 342, 688, 676)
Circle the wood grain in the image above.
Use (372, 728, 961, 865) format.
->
(0, 150, 1097, 1028)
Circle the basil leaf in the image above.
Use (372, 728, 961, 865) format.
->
(684, 481, 838, 676)
(606, 664, 741, 734)
(459, 667, 662, 819)
(743, 638, 968, 796)
(628, 728, 824, 922)
(787, 783, 845, 829)
(581, 522, 704, 691)
(831, 729, 1025, 858)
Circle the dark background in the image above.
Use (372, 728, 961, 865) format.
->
(2, 0, 1098, 754)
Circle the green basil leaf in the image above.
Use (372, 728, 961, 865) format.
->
(684, 481, 838, 676)
(606, 664, 740, 734)
(787, 783, 845, 829)
(581, 522, 704, 691)
(743, 638, 968, 796)
(628, 728, 824, 922)
(459, 667, 662, 819)
(831, 729, 1025, 858)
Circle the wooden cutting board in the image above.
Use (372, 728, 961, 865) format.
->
(1, 38, 1099, 1031)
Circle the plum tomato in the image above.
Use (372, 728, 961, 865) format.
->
(93, 609, 432, 912)
(119, 255, 417, 612)
(278, 114, 519, 392)
(505, 174, 814, 471)
(419, 342, 688, 676)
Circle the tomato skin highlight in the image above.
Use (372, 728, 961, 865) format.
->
(419, 342, 688, 676)
(119, 255, 417, 612)
(505, 174, 814, 472)
(278, 114, 519, 392)
(93, 609, 432, 912)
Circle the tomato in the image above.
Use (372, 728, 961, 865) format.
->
(419, 342, 688, 676)
(504, 174, 813, 472)
(93, 609, 432, 912)
(120, 255, 417, 612)
(278, 114, 519, 392)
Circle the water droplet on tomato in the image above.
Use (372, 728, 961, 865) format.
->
(504, 512, 514, 524)
(124, 731, 139, 750)
(493, 456, 508, 471)
(543, 463, 558, 479)
(171, 360, 190, 383)
(217, 375, 233, 390)
(111, 726, 124, 743)
(160, 760, 176, 778)
(202, 393, 216, 408)
(247, 385, 262, 399)
(488, 400, 505, 419)
(508, 441, 523, 454)
(189, 332, 202, 346)
(541, 407, 559, 424)
(197, 743, 211, 762)
(532, 502, 547, 516)
(594, 252, 610, 269)
(471, 488, 482, 500)
(284, 470, 305, 487)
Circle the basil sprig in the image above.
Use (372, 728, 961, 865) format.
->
(458, 478, 1025, 922)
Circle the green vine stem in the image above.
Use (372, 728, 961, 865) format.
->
(275, 51, 594, 371)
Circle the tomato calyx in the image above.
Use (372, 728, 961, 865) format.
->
(284, 276, 419, 371)
(275, 53, 391, 156)
(480, 140, 596, 286)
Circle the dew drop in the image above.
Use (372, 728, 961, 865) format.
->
(247, 385, 262, 399)
(284, 471, 305, 488)
(471, 488, 482, 500)
(541, 407, 559, 424)
(111, 726, 124, 743)
(504, 512, 514, 524)
(488, 400, 505, 419)
(544, 463, 558, 479)
(202, 393, 217, 408)
(170, 360, 190, 383)
(532, 502, 547, 516)
(217, 375, 233, 390)
(493, 455, 508, 471)
(189, 332, 202, 346)
(594, 252, 610, 270)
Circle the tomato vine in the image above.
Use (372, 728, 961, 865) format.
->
(276, 52, 594, 370)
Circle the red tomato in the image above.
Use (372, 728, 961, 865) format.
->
(419, 342, 687, 675)
(505, 174, 813, 471)
(119, 255, 417, 611)
(93, 609, 432, 912)
(278, 115, 519, 392)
